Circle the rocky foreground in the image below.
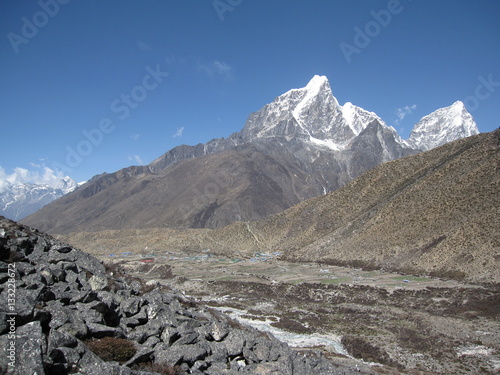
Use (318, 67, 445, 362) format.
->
(0, 216, 358, 375)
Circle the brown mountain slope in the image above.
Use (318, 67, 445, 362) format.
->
(22, 145, 321, 233)
(63, 130, 499, 282)
(219, 130, 499, 282)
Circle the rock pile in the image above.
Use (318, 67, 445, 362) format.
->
(0, 216, 356, 374)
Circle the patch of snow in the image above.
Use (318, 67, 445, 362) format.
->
(457, 345, 494, 357)
(213, 306, 349, 356)
(308, 136, 343, 151)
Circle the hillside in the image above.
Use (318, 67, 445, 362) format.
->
(63, 130, 500, 282)
(0, 216, 360, 374)
(252, 130, 500, 282)
(22, 146, 323, 233)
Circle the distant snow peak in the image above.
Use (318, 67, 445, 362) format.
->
(241, 75, 399, 151)
(407, 101, 478, 151)
(0, 174, 78, 221)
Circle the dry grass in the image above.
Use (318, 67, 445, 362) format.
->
(84, 337, 136, 363)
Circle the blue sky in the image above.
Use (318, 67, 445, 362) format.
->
(1, 0, 499, 184)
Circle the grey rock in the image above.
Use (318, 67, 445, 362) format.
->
(49, 346, 81, 367)
(46, 303, 88, 338)
(205, 321, 229, 342)
(121, 316, 142, 329)
(15, 286, 42, 320)
(174, 330, 199, 346)
(50, 281, 73, 303)
(124, 346, 154, 367)
(160, 325, 181, 345)
(36, 264, 55, 285)
(51, 245, 73, 253)
(48, 249, 78, 264)
(65, 269, 80, 286)
(224, 330, 246, 357)
(156, 342, 210, 367)
(0, 312, 7, 335)
(192, 360, 209, 372)
(13, 261, 35, 277)
(246, 336, 271, 362)
(0, 334, 15, 374)
(46, 301, 70, 328)
(14, 321, 45, 375)
(87, 322, 122, 338)
(127, 328, 149, 344)
(207, 341, 229, 364)
(142, 335, 161, 348)
(97, 290, 118, 309)
(77, 347, 127, 375)
(49, 264, 66, 282)
(89, 274, 109, 291)
(129, 279, 142, 295)
(48, 329, 78, 352)
(122, 296, 142, 317)
(75, 304, 104, 325)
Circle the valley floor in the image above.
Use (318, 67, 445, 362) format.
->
(97, 249, 500, 374)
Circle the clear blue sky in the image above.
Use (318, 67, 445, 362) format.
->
(1, 0, 499, 184)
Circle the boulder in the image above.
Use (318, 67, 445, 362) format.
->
(14, 321, 46, 375)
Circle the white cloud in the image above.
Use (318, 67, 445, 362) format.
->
(395, 104, 417, 124)
(0, 165, 68, 193)
(197, 60, 233, 80)
(0, 167, 8, 193)
(130, 133, 141, 141)
(173, 127, 184, 138)
(137, 40, 150, 51)
(213, 60, 232, 76)
(128, 155, 144, 165)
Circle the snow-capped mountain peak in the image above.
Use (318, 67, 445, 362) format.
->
(304, 74, 330, 93)
(0, 175, 78, 221)
(241, 75, 387, 150)
(292, 75, 336, 121)
(407, 100, 479, 151)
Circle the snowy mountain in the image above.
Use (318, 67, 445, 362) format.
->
(24, 76, 481, 233)
(0, 177, 78, 221)
(407, 101, 479, 151)
(239, 75, 387, 150)
(150, 75, 409, 174)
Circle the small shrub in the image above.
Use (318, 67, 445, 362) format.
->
(429, 269, 466, 281)
(104, 261, 126, 277)
(134, 361, 183, 375)
(341, 335, 401, 369)
(85, 337, 136, 363)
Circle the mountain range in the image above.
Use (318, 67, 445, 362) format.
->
(62, 129, 500, 282)
(22, 75, 479, 234)
(0, 176, 77, 221)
